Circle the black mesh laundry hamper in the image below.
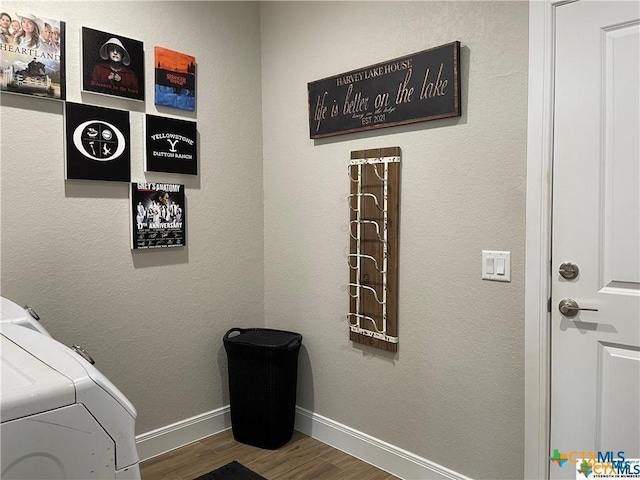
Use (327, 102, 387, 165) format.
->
(223, 328, 303, 449)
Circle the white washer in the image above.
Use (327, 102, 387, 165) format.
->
(0, 297, 51, 336)
(1, 297, 140, 480)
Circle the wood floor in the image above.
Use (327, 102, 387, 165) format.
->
(140, 429, 400, 480)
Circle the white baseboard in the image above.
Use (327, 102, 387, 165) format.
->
(136, 406, 470, 480)
(135, 406, 231, 461)
(294, 407, 472, 480)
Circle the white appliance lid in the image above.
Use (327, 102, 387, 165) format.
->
(0, 297, 51, 336)
(1, 335, 75, 423)
(1, 316, 140, 470)
(0, 323, 137, 419)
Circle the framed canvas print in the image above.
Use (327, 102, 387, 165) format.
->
(65, 102, 130, 182)
(145, 114, 197, 175)
(131, 182, 185, 250)
(0, 12, 66, 100)
(307, 42, 461, 138)
(154, 46, 195, 111)
(81, 27, 144, 101)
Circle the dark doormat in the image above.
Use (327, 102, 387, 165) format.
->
(194, 461, 267, 480)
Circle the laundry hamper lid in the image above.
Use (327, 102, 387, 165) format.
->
(223, 328, 302, 351)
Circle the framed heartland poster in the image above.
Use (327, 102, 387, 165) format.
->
(145, 114, 197, 175)
(81, 27, 144, 101)
(65, 102, 130, 182)
(131, 183, 186, 250)
(154, 46, 195, 111)
(0, 12, 66, 100)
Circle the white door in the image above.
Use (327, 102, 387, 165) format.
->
(551, 1, 640, 479)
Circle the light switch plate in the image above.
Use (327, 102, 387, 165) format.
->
(482, 250, 511, 282)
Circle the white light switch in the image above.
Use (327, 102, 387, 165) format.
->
(486, 257, 495, 274)
(482, 250, 511, 282)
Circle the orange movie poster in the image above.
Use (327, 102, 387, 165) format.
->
(155, 46, 195, 111)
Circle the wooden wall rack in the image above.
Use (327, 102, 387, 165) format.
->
(348, 147, 400, 352)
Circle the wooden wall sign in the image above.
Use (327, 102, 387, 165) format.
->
(308, 42, 460, 139)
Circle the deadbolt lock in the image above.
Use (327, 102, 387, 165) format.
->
(559, 262, 579, 280)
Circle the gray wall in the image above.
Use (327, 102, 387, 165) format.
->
(261, 2, 528, 479)
(1, 2, 528, 479)
(0, 1, 264, 434)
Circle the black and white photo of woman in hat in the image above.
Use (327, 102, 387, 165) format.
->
(90, 37, 138, 92)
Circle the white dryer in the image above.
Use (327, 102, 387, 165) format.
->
(0, 297, 140, 479)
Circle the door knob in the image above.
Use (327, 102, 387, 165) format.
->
(558, 298, 598, 318)
(559, 262, 579, 280)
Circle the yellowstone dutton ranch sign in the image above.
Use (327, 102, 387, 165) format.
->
(308, 42, 461, 139)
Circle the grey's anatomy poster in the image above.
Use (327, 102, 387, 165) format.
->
(131, 183, 185, 250)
